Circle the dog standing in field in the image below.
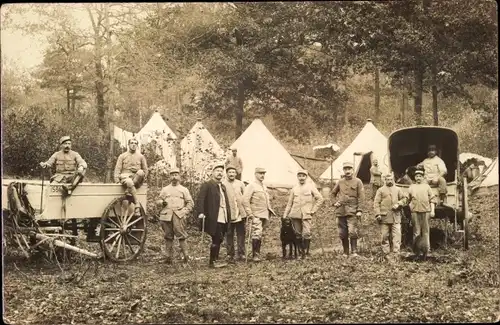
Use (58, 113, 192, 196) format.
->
(413, 235, 429, 261)
(281, 218, 299, 259)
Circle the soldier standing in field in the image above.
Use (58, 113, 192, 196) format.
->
(373, 173, 408, 262)
(243, 167, 276, 262)
(223, 165, 247, 263)
(369, 158, 383, 200)
(283, 169, 324, 258)
(157, 167, 194, 264)
(331, 161, 365, 257)
(225, 148, 243, 180)
(114, 138, 148, 218)
(39, 135, 87, 195)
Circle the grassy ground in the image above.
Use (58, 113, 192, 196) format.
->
(3, 187, 499, 324)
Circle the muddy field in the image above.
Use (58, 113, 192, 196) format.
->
(3, 187, 499, 324)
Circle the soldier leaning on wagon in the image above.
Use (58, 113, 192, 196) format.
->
(156, 167, 194, 264)
(418, 144, 448, 206)
(243, 167, 276, 262)
(283, 169, 324, 258)
(408, 169, 437, 256)
(331, 161, 365, 258)
(369, 159, 383, 200)
(196, 163, 232, 268)
(223, 165, 247, 263)
(114, 138, 148, 217)
(39, 135, 87, 195)
(373, 173, 408, 261)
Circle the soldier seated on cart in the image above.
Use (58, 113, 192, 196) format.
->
(114, 138, 148, 217)
(418, 144, 449, 206)
(39, 135, 87, 195)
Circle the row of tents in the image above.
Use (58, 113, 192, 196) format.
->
(114, 111, 498, 194)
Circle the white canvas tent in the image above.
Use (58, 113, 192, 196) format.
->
(180, 120, 225, 179)
(471, 157, 498, 195)
(459, 152, 493, 167)
(231, 119, 315, 188)
(320, 119, 388, 182)
(137, 111, 178, 167)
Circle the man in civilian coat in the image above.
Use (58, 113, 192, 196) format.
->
(196, 162, 232, 268)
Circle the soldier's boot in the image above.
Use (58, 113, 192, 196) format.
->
(341, 238, 350, 256)
(350, 238, 359, 257)
(66, 173, 84, 195)
(439, 193, 452, 208)
(179, 239, 191, 263)
(304, 239, 311, 256)
(210, 244, 227, 268)
(300, 239, 307, 259)
(252, 239, 261, 262)
(165, 240, 174, 264)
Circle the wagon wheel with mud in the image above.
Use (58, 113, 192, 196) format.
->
(100, 197, 148, 262)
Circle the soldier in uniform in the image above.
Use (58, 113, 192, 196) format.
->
(373, 173, 408, 261)
(418, 144, 448, 205)
(39, 135, 87, 195)
(157, 167, 194, 264)
(223, 165, 247, 263)
(331, 161, 365, 257)
(369, 159, 383, 200)
(225, 148, 243, 180)
(242, 167, 276, 262)
(114, 138, 148, 218)
(283, 169, 324, 258)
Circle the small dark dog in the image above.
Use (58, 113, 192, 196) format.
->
(413, 235, 429, 261)
(281, 218, 299, 259)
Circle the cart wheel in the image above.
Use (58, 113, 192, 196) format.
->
(461, 177, 470, 250)
(100, 197, 147, 262)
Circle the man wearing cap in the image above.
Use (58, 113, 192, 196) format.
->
(114, 138, 148, 218)
(225, 148, 243, 180)
(408, 168, 436, 256)
(331, 161, 365, 257)
(374, 173, 408, 261)
(157, 167, 194, 264)
(418, 144, 448, 205)
(369, 159, 383, 200)
(243, 167, 276, 262)
(39, 135, 87, 195)
(283, 169, 324, 258)
(223, 165, 247, 263)
(196, 162, 232, 268)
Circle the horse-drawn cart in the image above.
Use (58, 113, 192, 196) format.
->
(388, 126, 472, 250)
(2, 178, 148, 262)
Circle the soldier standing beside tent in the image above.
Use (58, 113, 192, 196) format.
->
(243, 167, 276, 262)
(156, 168, 194, 264)
(331, 161, 365, 257)
(369, 158, 383, 200)
(283, 169, 324, 258)
(39, 135, 87, 195)
(225, 148, 243, 180)
(114, 138, 148, 218)
(223, 165, 247, 263)
(196, 163, 232, 268)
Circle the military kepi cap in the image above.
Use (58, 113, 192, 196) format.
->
(170, 167, 180, 174)
(297, 169, 308, 176)
(415, 169, 424, 175)
(255, 167, 266, 173)
(213, 162, 225, 170)
(226, 165, 237, 172)
(343, 161, 354, 168)
(428, 144, 437, 151)
(60, 136, 71, 145)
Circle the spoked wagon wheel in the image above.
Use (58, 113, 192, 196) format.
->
(461, 177, 470, 250)
(100, 197, 147, 262)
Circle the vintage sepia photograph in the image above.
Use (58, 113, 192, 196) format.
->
(1, 2, 498, 324)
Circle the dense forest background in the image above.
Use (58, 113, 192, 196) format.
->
(2, 2, 498, 181)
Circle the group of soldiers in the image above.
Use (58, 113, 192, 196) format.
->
(40, 136, 447, 266)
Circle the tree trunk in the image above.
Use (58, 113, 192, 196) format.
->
(71, 89, 76, 111)
(235, 80, 245, 139)
(401, 75, 408, 124)
(414, 67, 424, 125)
(374, 67, 380, 122)
(106, 121, 114, 183)
(66, 88, 71, 112)
(431, 65, 438, 126)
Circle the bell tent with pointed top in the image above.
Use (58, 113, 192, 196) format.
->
(180, 119, 225, 177)
(231, 119, 316, 188)
(320, 119, 389, 182)
(470, 157, 498, 195)
(138, 110, 177, 141)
